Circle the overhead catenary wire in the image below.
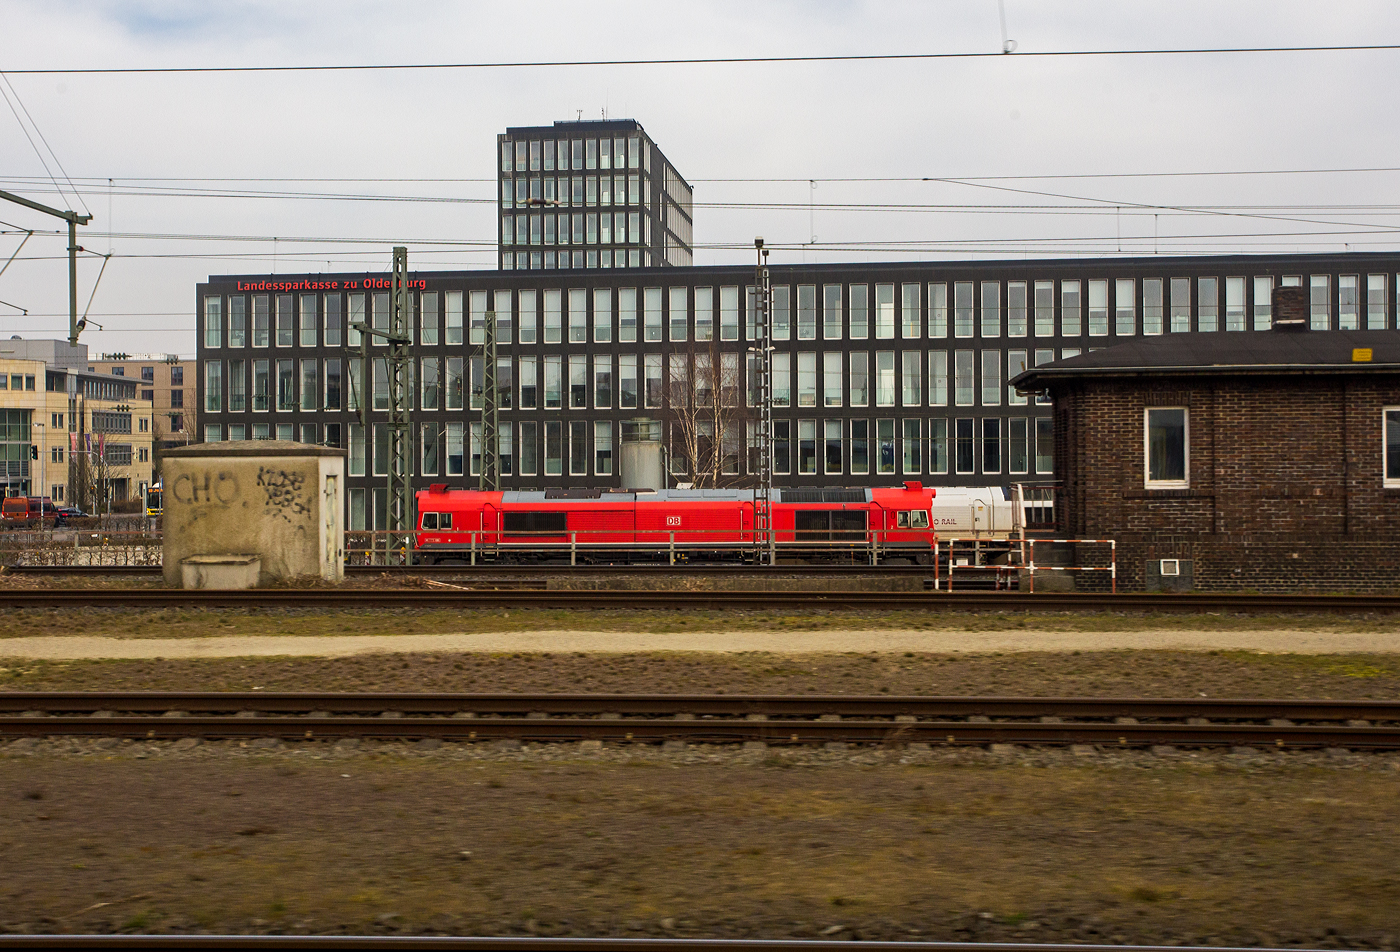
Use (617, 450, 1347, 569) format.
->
(0, 72, 89, 216)
(5, 43, 1400, 74)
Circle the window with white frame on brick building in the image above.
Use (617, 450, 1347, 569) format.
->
(1145, 408, 1188, 488)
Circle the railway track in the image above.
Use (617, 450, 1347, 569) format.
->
(3, 692, 1397, 749)
(0, 587, 1396, 611)
(0, 938, 1365, 951)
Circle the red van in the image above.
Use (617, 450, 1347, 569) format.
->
(1, 496, 57, 526)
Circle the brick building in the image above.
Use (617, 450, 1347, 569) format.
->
(1012, 314, 1400, 593)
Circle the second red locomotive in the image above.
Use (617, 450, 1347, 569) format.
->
(415, 482, 938, 565)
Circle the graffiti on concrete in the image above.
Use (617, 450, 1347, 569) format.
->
(257, 467, 312, 524)
(171, 471, 239, 506)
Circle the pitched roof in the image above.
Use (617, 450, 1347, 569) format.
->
(1011, 329, 1400, 391)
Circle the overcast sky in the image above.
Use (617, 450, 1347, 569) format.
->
(2, 0, 1400, 358)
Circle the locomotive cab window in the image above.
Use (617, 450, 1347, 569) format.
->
(1145, 407, 1188, 488)
(896, 511, 910, 528)
(420, 513, 451, 530)
(422, 513, 437, 530)
(910, 510, 929, 529)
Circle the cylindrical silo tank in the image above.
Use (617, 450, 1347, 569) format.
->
(620, 418, 665, 490)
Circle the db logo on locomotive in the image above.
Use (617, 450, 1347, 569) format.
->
(665, 515, 682, 526)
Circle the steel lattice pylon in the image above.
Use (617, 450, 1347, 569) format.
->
(478, 310, 500, 491)
(751, 239, 775, 565)
(355, 247, 414, 565)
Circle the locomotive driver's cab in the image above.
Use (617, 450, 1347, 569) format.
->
(895, 510, 931, 529)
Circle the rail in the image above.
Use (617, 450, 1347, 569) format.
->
(0, 937, 1362, 952)
(1, 589, 1399, 611)
(2, 692, 1397, 749)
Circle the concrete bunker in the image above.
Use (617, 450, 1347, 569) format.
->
(161, 440, 346, 588)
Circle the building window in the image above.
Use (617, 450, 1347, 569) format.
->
(204, 361, 222, 412)
(1007, 350, 1028, 406)
(1368, 274, 1388, 330)
(1311, 275, 1331, 330)
(1197, 277, 1219, 333)
(1385, 409, 1400, 487)
(1142, 278, 1164, 335)
(1339, 274, 1360, 330)
(953, 282, 974, 338)
(980, 281, 1000, 338)
(840, 352, 864, 408)
(1145, 408, 1188, 487)
(981, 418, 1001, 474)
(823, 352, 842, 407)
(1007, 281, 1027, 337)
(929, 351, 948, 407)
(824, 420, 843, 474)
(798, 420, 817, 474)
(695, 287, 713, 342)
(900, 283, 920, 339)
(1169, 278, 1191, 333)
(204, 296, 222, 348)
(1008, 418, 1029, 474)
(928, 282, 947, 338)
(797, 352, 817, 408)
(569, 421, 588, 475)
(954, 350, 974, 407)
(1035, 417, 1053, 474)
(1056, 280, 1079, 337)
(980, 350, 1001, 406)
(875, 351, 895, 407)
(901, 351, 921, 407)
(954, 418, 974, 474)
(1254, 276, 1274, 330)
(901, 419, 921, 474)
(1115, 278, 1135, 336)
(849, 284, 869, 339)
(1033, 281, 1054, 337)
(669, 286, 688, 341)
(797, 284, 817, 340)
(930, 418, 948, 474)
(773, 420, 792, 475)
(1087, 280, 1108, 336)
(823, 284, 842, 340)
(1226, 276, 1246, 331)
(229, 296, 246, 347)
(875, 284, 895, 339)
(595, 421, 613, 476)
(277, 294, 295, 346)
(850, 419, 869, 474)
(772, 285, 791, 341)
(876, 418, 896, 475)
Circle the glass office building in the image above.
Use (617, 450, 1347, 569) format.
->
(195, 252, 1400, 528)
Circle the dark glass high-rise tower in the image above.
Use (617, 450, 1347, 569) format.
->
(497, 119, 693, 272)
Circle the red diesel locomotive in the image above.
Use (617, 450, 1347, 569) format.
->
(414, 482, 938, 564)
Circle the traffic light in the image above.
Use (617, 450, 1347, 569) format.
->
(30, 445, 38, 460)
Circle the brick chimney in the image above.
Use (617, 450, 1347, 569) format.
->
(1271, 285, 1307, 330)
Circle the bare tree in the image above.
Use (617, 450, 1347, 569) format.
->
(664, 338, 751, 488)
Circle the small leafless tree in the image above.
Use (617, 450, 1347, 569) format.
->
(664, 338, 752, 488)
